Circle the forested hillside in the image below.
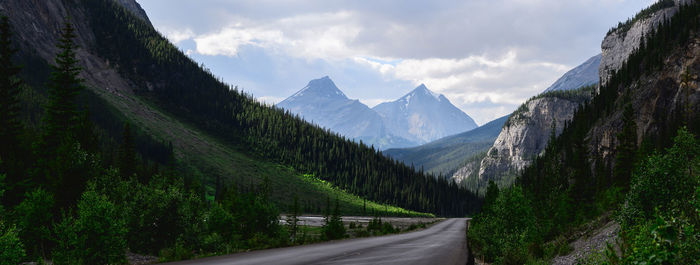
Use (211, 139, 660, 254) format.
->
(468, 2, 700, 264)
(80, 0, 478, 217)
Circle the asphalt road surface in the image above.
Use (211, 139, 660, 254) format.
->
(166, 218, 469, 265)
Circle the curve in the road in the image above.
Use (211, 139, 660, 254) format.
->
(165, 218, 468, 265)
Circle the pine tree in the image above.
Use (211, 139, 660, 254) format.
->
(0, 16, 22, 164)
(613, 102, 637, 187)
(287, 194, 299, 244)
(42, 19, 85, 150)
(117, 122, 136, 179)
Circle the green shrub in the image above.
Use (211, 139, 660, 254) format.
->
(15, 188, 54, 258)
(0, 221, 25, 264)
(468, 186, 537, 263)
(53, 190, 126, 265)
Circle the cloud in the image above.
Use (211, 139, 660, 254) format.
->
(190, 11, 363, 60)
(160, 27, 195, 44)
(140, 0, 658, 124)
(354, 49, 570, 122)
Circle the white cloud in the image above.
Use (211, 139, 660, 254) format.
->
(141, 0, 657, 123)
(353, 49, 570, 123)
(189, 11, 363, 60)
(160, 27, 195, 44)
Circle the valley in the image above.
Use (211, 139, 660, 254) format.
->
(0, 0, 698, 264)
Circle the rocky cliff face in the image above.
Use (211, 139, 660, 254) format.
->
(599, 0, 690, 85)
(113, 0, 151, 25)
(477, 96, 585, 182)
(591, 37, 700, 164)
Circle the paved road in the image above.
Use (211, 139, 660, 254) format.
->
(166, 218, 469, 265)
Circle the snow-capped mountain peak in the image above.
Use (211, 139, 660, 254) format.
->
(285, 76, 347, 102)
(373, 84, 478, 144)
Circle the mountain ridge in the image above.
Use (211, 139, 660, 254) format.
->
(277, 78, 477, 149)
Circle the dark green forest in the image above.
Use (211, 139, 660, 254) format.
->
(81, 0, 479, 217)
(469, 2, 700, 264)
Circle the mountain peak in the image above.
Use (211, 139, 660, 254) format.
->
(287, 76, 347, 100)
(404, 84, 441, 102)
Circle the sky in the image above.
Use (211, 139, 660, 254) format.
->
(138, 0, 656, 125)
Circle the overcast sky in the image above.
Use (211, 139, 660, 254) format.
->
(138, 0, 655, 125)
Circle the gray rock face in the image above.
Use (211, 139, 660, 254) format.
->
(452, 161, 479, 185)
(599, 0, 689, 85)
(113, 0, 152, 26)
(478, 97, 581, 181)
(373, 84, 478, 144)
(545, 54, 601, 92)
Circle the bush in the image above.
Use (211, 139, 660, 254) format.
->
(613, 128, 700, 265)
(0, 221, 25, 264)
(15, 188, 54, 258)
(53, 190, 126, 265)
(468, 186, 537, 263)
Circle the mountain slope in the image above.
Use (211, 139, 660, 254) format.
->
(0, 0, 427, 215)
(384, 115, 508, 176)
(544, 54, 601, 92)
(276, 76, 388, 140)
(373, 84, 478, 144)
(3, 0, 478, 216)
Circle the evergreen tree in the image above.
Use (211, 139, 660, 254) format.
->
(286, 194, 299, 244)
(0, 15, 22, 162)
(613, 102, 637, 187)
(117, 122, 136, 179)
(38, 19, 95, 207)
(42, 19, 84, 150)
(323, 197, 345, 240)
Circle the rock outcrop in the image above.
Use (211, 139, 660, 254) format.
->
(599, 0, 690, 85)
(113, 0, 152, 26)
(477, 96, 586, 182)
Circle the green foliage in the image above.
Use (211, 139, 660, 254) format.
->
(0, 221, 25, 265)
(613, 102, 637, 187)
(91, 171, 205, 255)
(117, 122, 137, 179)
(619, 127, 699, 227)
(610, 127, 700, 265)
(286, 195, 300, 243)
(53, 190, 127, 265)
(42, 19, 85, 150)
(323, 197, 346, 240)
(15, 188, 54, 259)
(468, 186, 536, 263)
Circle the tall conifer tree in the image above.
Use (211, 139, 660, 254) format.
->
(0, 16, 22, 162)
(42, 19, 84, 150)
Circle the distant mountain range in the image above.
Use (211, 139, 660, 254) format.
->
(373, 84, 478, 144)
(276, 77, 386, 140)
(384, 114, 508, 176)
(277, 77, 478, 149)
